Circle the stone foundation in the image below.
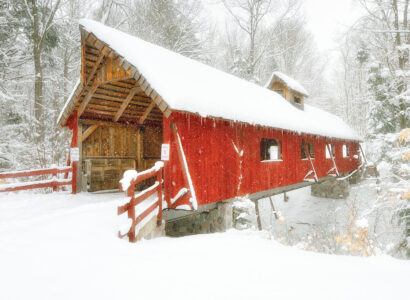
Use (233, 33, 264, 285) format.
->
(363, 165, 379, 178)
(311, 176, 350, 199)
(348, 169, 362, 184)
(165, 201, 232, 237)
(137, 218, 166, 241)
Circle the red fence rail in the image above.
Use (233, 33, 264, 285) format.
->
(0, 166, 73, 193)
(118, 162, 164, 243)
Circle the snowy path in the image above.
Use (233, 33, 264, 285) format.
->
(0, 192, 408, 300)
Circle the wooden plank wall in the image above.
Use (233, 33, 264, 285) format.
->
(163, 112, 361, 207)
(82, 125, 139, 158)
(81, 123, 162, 191)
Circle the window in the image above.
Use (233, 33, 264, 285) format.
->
(325, 144, 335, 159)
(261, 138, 282, 161)
(294, 96, 302, 104)
(301, 140, 314, 159)
(342, 145, 349, 157)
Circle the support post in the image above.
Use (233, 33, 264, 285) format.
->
(52, 170, 57, 192)
(71, 113, 78, 194)
(127, 184, 136, 243)
(269, 197, 279, 219)
(162, 116, 172, 208)
(255, 199, 262, 231)
(137, 127, 143, 171)
(359, 144, 368, 165)
(303, 141, 318, 182)
(326, 143, 339, 176)
(156, 168, 163, 226)
(76, 122, 83, 193)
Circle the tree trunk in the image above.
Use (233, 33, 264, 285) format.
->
(32, 0, 43, 124)
(393, 0, 408, 129)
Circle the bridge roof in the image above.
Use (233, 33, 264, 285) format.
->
(59, 19, 360, 142)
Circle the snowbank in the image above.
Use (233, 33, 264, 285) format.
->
(0, 192, 408, 300)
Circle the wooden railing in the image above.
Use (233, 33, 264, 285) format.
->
(118, 162, 164, 242)
(0, 166, 73, 193)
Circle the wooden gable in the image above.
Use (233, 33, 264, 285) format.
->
(59, 27, 172, 127)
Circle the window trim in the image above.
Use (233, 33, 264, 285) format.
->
(261, 159, 283, 163)
(260, 138, 282, 162)
(301, 140, 315, 160)
(325, 144, 335, 159)
(342, 144, 350, 158)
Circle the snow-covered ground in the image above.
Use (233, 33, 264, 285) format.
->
(256, 179, 405, 255)
(259, 181, 377, 238)
(0, 191, 409, 300)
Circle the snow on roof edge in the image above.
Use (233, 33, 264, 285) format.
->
(57, 79, 80, 126)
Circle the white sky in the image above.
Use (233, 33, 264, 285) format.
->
(204, 0, 364, 52)
(303, 0, 363, 51)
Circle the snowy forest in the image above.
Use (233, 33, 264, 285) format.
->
(1, 0, 408, 167)
(0, 0, 410, 284)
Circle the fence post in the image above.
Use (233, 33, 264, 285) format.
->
(156, 167, 163, 226)
(127, 183, 136, 243)
(52, 170, 57, 192)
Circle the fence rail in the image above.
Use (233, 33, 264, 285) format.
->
(118, 162, 164, 243)
(0, 166, 73, 193)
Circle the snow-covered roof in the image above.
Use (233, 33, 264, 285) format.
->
(57, 79, 81, 126)
(59, 19, 360, 141)
(265, 71, 309, 97)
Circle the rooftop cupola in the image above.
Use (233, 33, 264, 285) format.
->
(265, 71, 308, 110)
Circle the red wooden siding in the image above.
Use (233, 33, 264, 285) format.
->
(164, 112, 360, 207)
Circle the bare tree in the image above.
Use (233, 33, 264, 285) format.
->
(125, 0, 205, 60)
(222, 0, 300, 82)
(25, 0, 62, 123)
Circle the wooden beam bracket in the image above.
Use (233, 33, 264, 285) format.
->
(326, 143, 340, 177)
(138, 97, 157, 125)
(113, 87, 139, 122)
(303, 141, 318, 183)
(81, 125, 99, 142)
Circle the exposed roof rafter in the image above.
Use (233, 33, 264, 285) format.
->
(113, 87, 139, 122)
(138, 98, 157, 125)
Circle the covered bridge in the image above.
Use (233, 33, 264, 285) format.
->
(58, 19, 362, 213)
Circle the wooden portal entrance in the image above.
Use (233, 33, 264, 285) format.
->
(81, 120, 162, 191)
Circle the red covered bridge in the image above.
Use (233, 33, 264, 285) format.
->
(58, 20, 362, 226)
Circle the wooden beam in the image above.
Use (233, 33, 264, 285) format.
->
(78, 80, 100, 117)
(100, 75, 133, 85)
(254, 199, 262, 231)
(303, 142, 318, 182)
(81, 119, 162, 128)
(80, 30, 87, 85)
(85, 45, 109, 87)
(170, 124, 198, 210)
(113, 87, 139, 122)
(138, 98, 157, 124)
(81, 125, 99, 142)
(136, 128, 143, 171)
(326, 143, 339, 176)
(77, 122, 83, 192)
(359, 144, 368, 165)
